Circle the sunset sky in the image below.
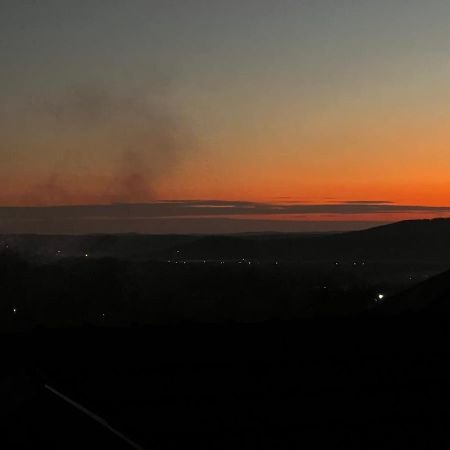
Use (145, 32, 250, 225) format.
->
(2, 1, 450, 232)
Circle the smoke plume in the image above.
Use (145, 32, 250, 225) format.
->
(1, 84, 194, 205)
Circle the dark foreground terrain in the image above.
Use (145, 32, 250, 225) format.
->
(3, 220, 450, 448)
(4, 267, 450, 448)
(3, 316, 450, 449)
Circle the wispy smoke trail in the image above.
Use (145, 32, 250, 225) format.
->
(1, 84, 194, 205)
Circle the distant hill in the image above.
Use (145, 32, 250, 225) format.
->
(2, 218, 450, 262)
(172, 218, 450, 262)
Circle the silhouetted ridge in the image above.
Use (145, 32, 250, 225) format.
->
(172, 218, 450, 262)
(2, 218, 450, 262)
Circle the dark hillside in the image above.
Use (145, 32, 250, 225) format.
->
(3, 218, 450, 263)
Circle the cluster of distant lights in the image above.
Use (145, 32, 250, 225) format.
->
(166, 260, 366, 266)
(54, 250, 90, 257)
(166, 259, 280, 265)
(11, 306, 107, 321)
(51, 254, 368, 268)
(165, 259, 373, 267)
(334, 261, 366, 266)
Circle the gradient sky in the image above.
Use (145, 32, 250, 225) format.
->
(2, 1, 450, 232)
